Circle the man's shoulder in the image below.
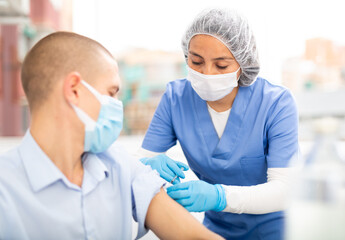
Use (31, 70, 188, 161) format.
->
(0, 147, 27, 193)
(0, 148, 23, 174)
(98, 142, 157, 181)
(97, 142, 137, 174)
(98, 142, 132, 165)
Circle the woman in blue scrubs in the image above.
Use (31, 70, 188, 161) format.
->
(139, 8, 299, 240)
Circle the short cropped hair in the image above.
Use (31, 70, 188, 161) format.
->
(21, 31, 115, 111)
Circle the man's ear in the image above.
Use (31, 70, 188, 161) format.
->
(63, 72, 82, 105)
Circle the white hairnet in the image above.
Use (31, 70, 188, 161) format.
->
(182, 8, 260, 86)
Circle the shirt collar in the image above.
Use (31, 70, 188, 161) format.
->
(19, 130, 109, 193)
(81, 153, 110, 195)
(82, 153, 109, 182)
(19, 131, 64, 192)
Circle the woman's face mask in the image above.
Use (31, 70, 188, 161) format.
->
(187, 66, 241, 101)
(70, 80, 123, 153)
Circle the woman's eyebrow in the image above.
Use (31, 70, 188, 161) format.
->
(189, 51, 203, 59)
(189, 51, 234, 61)
(212, 56, 235, 61)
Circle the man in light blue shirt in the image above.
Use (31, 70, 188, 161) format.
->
(0, 32, 223, 240)
(0, 132, 160, 239)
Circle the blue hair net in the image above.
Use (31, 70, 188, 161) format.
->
(182, 8, 260, 86)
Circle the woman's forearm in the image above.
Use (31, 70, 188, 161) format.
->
(222, 168, 296, 214)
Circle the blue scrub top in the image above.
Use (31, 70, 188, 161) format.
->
(142, 77, 299, 240)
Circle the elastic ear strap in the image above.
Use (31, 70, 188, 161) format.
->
(235, 67, 241, 81)
(81, 80, 103, 103)
(71, 104, 96, 131)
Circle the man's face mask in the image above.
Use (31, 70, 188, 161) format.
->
(70, 80, 123, 153)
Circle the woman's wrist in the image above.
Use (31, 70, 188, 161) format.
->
(214, 184, 227, 212)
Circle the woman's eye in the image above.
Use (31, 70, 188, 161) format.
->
(192, 61, 202, 65)
(217, 65, 228, 69)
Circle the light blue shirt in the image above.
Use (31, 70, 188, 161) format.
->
(0, 131, 165, 240)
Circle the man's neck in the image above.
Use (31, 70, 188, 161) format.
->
(30, 110, 85, 187)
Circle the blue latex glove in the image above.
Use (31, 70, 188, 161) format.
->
(167, 180, 226, 212)
(140, 154, 189, 184)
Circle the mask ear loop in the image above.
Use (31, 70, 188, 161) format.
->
(70, 104, 97, 131)
(81, 80, 107, 104)
(81, 80, 124, 107)
(235, 67, 241, 81)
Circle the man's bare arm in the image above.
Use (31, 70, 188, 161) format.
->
(145, 188, 224, 240)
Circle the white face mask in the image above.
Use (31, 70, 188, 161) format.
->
(187, 66, 241, 101)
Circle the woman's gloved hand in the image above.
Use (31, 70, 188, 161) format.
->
(140, 154, 189, 184)
(167, 180, 227, 212)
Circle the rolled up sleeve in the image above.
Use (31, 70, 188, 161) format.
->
(131, 164, 165, 239)
(105, 142, 166, 239)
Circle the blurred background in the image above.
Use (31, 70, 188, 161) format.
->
(0, 0, 345, 139)
(1, 0, 345, 239)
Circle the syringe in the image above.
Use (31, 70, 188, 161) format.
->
(170, 167, 184, 184)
